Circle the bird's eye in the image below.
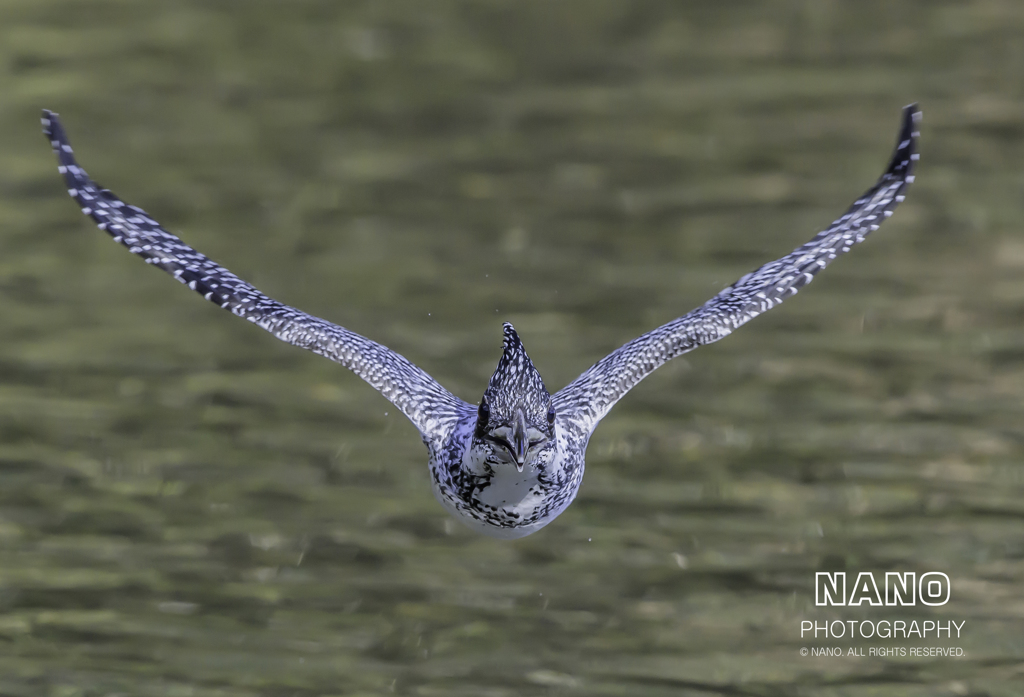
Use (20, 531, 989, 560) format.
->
(474, 399, 491, 439)
(546, 408, 555, 425)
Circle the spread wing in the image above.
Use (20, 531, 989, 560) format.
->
(554, 104, 921, 434)
(42, 110, 469, 442)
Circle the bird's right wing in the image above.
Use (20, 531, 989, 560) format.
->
(554, 104, 921, 435)
(43, 110, 470, 442)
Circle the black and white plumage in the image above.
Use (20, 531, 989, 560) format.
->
(43, 105, 920, 539)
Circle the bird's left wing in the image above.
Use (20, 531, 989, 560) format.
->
(554, 104, 921, 434)
(42, 110, 470, 441)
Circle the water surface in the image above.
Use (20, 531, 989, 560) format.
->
(0, 1, 1022, 694)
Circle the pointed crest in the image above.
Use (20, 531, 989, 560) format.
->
(483, 323, 550, 422)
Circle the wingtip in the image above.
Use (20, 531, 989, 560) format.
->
(40, 108, 81, 173)
(41, 108, 66, 144)
(882, 102, 921, 180)
(41, 109, 58, 138)
(903, 102, 922, 129)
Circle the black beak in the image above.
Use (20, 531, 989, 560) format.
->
(512, 408, 529, 472)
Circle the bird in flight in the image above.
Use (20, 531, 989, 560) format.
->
(43, 105, 920, 538)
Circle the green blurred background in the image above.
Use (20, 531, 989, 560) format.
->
(0, 1, 1022, 695)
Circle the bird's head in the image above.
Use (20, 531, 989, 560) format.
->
(474, 323, 555, 472)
